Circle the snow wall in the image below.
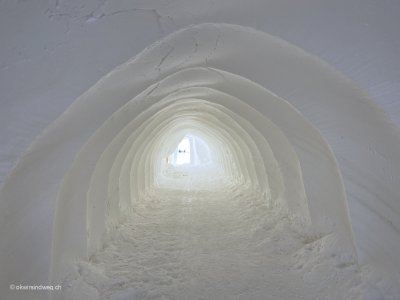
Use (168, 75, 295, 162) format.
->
(0, 8, 400, 300)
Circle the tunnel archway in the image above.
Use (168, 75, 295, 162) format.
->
(1, 23, 400, 300)
(51, 63, 356, 293)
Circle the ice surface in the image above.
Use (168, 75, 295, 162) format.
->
(1, 23, 400, 300)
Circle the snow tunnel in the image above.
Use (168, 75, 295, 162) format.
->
(1, 16, 400, 300)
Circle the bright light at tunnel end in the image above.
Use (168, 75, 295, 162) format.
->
(170, 136, 191, 165)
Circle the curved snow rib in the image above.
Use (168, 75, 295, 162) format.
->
(0, 23, 399, 300)
(51, 65, 355, 288)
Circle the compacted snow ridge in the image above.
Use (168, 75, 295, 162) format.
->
(62, 187, 365, 300)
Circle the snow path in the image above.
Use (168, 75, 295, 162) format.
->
(63, 188, 366, 300)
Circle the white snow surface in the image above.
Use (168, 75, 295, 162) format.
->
(0, 13, 400, 300)
(62, 188, 371, 300)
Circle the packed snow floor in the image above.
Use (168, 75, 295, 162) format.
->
(62, 187, 372, 300)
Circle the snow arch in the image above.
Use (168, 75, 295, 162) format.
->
(1, 23, 399, 300)
(49, 38, 357, 289)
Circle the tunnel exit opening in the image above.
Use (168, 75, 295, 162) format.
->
(167, 134, 212, 167)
